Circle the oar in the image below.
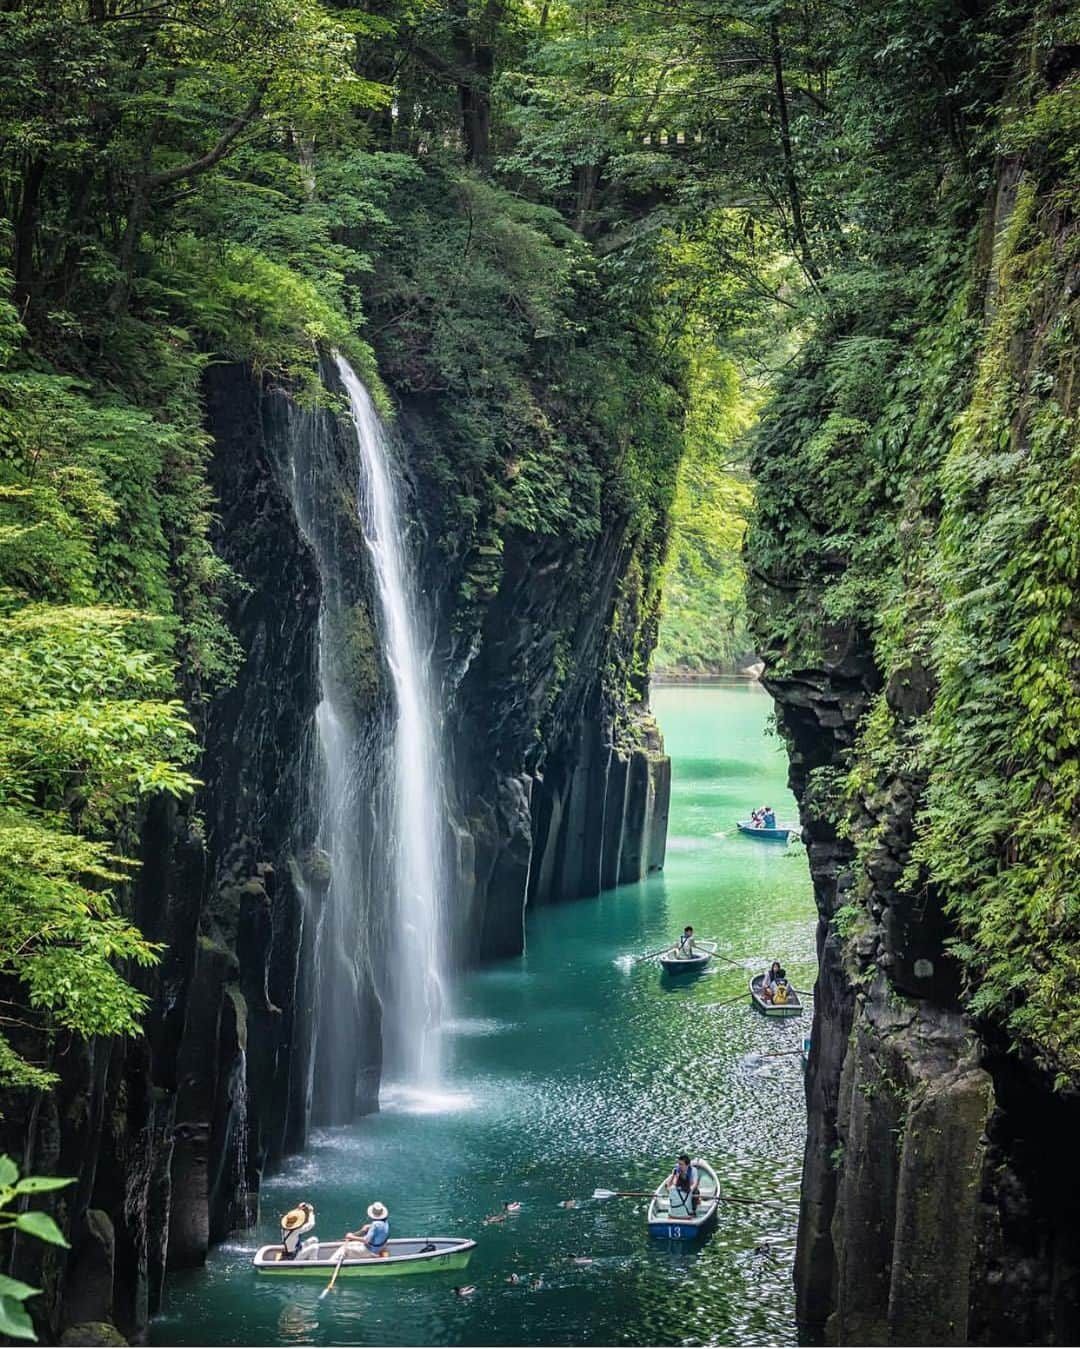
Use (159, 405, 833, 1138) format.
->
(692, 993, 747, 1010)
(633, 945, 671, 964)
(593, 1187, 795, 1214)
(318, 1242, 349, 1300)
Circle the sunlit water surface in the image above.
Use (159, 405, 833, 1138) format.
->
(152, 683, 815, 1347)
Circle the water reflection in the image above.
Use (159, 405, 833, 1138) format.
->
(277, 1302, 319, 1344)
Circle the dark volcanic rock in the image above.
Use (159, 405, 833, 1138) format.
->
(63, 1211, 116, 1329)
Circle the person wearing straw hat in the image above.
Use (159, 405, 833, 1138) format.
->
(280, 1201, 316, 1259)
(346, 1201, 390, 1257)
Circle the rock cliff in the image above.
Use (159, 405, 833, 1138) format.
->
(751, 24, 1080, 1344)
(2, 339, 670, 1342)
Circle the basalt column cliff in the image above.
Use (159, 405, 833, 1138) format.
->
(750, 19, 1080, 1346)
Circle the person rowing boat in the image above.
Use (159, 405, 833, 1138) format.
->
(345, 1201, 390, 1257)
(666, 1153, 700, 1215)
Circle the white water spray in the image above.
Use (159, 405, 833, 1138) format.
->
(333, 354, 447, 1085)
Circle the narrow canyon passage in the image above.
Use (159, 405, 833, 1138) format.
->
(151, 683, 815, 1348)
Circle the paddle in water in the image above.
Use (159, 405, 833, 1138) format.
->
(319, 1242, 349, 1300)
(593, 1185, 794, 1212)
(632, 944, 672, 964)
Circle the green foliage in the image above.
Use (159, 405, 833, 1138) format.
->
(748, 4, 1080, 1084)
(0, 1154, 74, 1342)
(364, 162, 684, 704)
(0, 602, 196, 1086)
(914, 166, 1080, 1076)
(0, 293, 205, 1087)
(655, 350, 756, 671)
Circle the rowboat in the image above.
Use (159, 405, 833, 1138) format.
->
(736, 821, 798, 842)
(647, 1158, 720, 1240)
(750, 973, 803, 1018)
(252, 1237, 475, 1277)
(658, 939, 717, 974)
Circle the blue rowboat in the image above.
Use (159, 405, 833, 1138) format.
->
(647, 1158, 720, 1240)
(658, 939, 716, 975)
(736, 820, 798, 842)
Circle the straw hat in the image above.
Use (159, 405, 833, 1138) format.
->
(366, 1201, 388, 1221)
(281, 1202, 313, 1230)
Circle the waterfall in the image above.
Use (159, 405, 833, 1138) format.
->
(332, 355, 447, 1087)
(231, 1049, 254, 1229)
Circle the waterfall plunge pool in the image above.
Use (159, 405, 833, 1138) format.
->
(151, 682, 816, 1347)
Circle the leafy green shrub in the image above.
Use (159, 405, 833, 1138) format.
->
(0, 1153, 73, 1342)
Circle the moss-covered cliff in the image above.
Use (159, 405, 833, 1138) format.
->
(749, 10, 1080, 1343)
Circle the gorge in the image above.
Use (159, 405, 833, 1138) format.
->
(1, 1, 1078, 1347)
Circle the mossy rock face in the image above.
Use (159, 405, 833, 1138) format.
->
(297, 846, 332, 892)
(59, 1322, 128, 1347)
(324, 602, 381, 712)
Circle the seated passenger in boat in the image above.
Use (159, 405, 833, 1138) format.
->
(676, 925, 695, 957)
(346, 1201, 390, 1257)
(280, 1202, 316, 1259)
(666, 1154, 701, 1214)
(762, 806, 777, 828)
(773, 978, 790, 1005)
(751, 808, 764, 827)
(761, 960, 784, 1002)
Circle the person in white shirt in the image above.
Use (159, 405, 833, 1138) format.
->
(280, 1202, 316, 1259)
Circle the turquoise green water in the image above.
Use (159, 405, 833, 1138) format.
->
(152, 682, 816, 1347)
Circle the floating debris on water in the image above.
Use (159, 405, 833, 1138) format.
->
(453, 1284, 477, 1297)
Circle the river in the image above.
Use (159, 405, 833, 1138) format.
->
(152, 681, 816, 1347)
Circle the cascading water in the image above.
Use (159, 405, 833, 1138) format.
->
(231, 1050, 254, 1229)
(332, 354, 447, 1087)
(276, 354, 448, 1123)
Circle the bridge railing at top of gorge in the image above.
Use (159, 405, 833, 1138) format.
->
(635, 129, 708, 148)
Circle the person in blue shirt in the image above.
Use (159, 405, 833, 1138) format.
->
(762, 806, 777, 829)
(347, 1201, 390, 1257)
